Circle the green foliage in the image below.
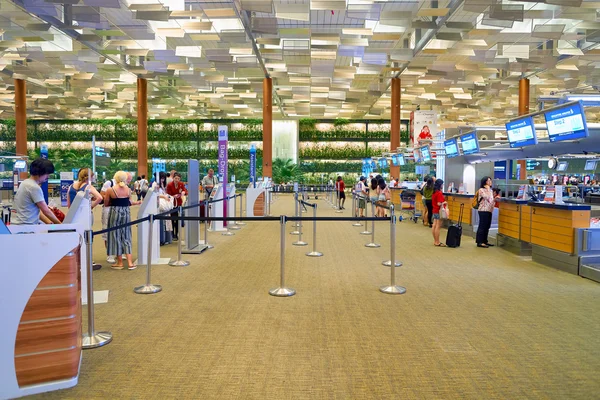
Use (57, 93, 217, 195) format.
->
(299, 161, 363, 174)
(299, 144, 379, 159)
(272, 158, 303, 184)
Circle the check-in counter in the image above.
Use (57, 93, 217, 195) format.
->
(0, 227, 82, 398)
(497, 199, 532, 255)
(444, 193, 475, 235)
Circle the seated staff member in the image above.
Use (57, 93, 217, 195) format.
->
(166, 172, 188, 240)
(202, 168, 219, 197)
(12, 158, 62, 225)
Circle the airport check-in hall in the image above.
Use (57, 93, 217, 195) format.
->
(0, 0, 600, 398)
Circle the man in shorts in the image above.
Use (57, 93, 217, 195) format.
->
(355, 176, 367, 217)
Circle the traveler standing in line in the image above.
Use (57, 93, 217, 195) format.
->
(376, 178, 391, 217)
(106, 171, 141, 270)
(432, 178, 447, 247)
(476, 176, 495, 248)
(12, 158, 62, 225)
(101, 175, 117, 263)
(202, 168, 219, 197)
(154, 171, 174, 245)
(355, 176, 368, 217)
(369, 178, 378, 212)
(336, 176, 346, 210)
(139, 175, 149, 199)
(67, 168, 102, 209)
(134, 176, 142, 201)
(167, 172, 188, 240)
(422, 177, 434, 228)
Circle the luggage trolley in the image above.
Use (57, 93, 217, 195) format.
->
(399, 190, 421, 223)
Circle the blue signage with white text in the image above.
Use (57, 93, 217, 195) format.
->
(544, 101, 588, 142)
(249, 144, 256, 188)
(459, 133, 479, 155)
(506, 116, 537, 148)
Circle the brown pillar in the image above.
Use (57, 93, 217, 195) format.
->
(137, 78, 148, 178)
(262, 77, 273, 178)
(15, 79, 27, 156)
(517, 78, 529, 179)
(390, 78, 401, 179)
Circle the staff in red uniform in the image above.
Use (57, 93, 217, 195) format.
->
(166, 172, 188, 240)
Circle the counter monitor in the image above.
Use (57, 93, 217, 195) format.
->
(459, 132, 480, 155)
(544, 101, 589, 142)
(505, 116, 537, 148)
(13, 160, 26, 170)
(444, 138, 460, 158)
(585, 160, 597, 171)
(557, 162, 568, 172)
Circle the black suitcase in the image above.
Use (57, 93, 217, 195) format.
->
(446, 203, 464, 248)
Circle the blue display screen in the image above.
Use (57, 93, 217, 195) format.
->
(506, 116, 537, 148)
(371, 160, 377, 170)
(460, 133, 479, 155)
(413, 149, 421, 163)
(420, 146, 432, 162)
(444, 138, 459, 158)
(391, 155, 399, 166)
(398, 154, 405, 166)
(379, 158, 388, 169)
(544, 101, 588, 142)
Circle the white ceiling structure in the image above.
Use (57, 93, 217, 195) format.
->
(0, 0, 599, 125)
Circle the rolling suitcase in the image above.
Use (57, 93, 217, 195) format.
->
(445, 203, 464, 248)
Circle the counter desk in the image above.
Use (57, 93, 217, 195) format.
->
(444, 193, 476, 236)
(497, 199, 532, 255)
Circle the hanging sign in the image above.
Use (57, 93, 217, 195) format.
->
(249, 144, 257, 188)
(218, 125, 229, 226)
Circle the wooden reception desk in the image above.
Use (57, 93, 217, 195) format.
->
(0, 230, 82, 399)
(529, 202, 591, 254)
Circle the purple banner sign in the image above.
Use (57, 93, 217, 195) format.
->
(218, 125, 228, 226)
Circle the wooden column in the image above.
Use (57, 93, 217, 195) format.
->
(390, 78, 401, 179)
(137, 78, 148, 178)
(517, 78, 529, 179)
(15, 79, 27, 157)
(262, 77, 273, 178)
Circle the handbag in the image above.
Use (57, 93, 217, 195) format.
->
(439, 204, 450, 220)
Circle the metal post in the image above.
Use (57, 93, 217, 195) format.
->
(353, 193, 363, 226)
(293, 211, 308, 246)
(134, 214, 162, 294)
(222, 196, 235, 236)
(170, 207, 190, 267)
(82, 230, 112, 349)
(292, 192, 300, 228)
(306, 204, 323, 257)
(365, 201, 380, 248)
(237, 193, 246, 226)
(383, 204, 402, 267)
(380, 205, 406, 295)
(229, 195, 241, 230)
(360, 197, 371, 235)
(269, 215, 296, 297)
(204, 199, 214, 249)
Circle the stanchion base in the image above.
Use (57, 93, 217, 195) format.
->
(352, 222, 363, 227)
(269, 287, 296, 297)
(290, 231, 300, 235)
(206, 244, 215, 249)
(222, 231, 235, 236)
(134, 284, 162, 294)
(365, 243, 381, 248)
(382, 260, 403, 267)
(360, 231, 372, 235)
(293, 241, 308, 246)
(236, 222, 247, 226)
(335, 210, 344, 213)
(229, 225, 241, 230)
(169, 259, 190, 267)
(82, 331, 113, 349)
(379, 285, 406, 295)
(306, 251, 323, 257)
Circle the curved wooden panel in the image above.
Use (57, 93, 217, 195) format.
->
(254, 192, 265, 216)
(15, 247, 81, 388)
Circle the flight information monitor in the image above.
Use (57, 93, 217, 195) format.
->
(585, 160, 597, 171)
(420, 146, 432, 162)
(391, 155, 399, 166)
(413, 149, 421, 163)
(544, 101, 588, 142)
(398, 154, 405, 166)
(506, 116, 537, 148)
(444, 138, 459, 158)
(557, 162, 568, 172)
(459, 132, 479, 155)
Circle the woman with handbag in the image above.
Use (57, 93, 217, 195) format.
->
(376, 178, 391, 217)
(476, 176, 495, 248)
(432, 178, 447, 247)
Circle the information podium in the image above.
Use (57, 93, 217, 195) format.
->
(246, 180, 267, 217)
(63, 190, 91, 303)
(136, 187, 170, 266)
(209, 183, 236, 231)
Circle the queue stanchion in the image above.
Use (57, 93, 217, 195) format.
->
(292, 210, 308, 246)
(360, 198, 372, 235)
(382, 203, 402, 266)
(203, 199, 214, 249)
(351, 191, 356, 220)
(222, 196, 235, 236)
(229, 194, 241, 231)
(134, 214, 162, 294)
(380, 205, 406, 295)
(306, 204, 323, 257)
(169, 206, 190, 267)
(290, 193, 301, 234)
(236, 193, 246, 226)
(269, 215, 296, 297)
(365, 201, 381, 248)
(82, 230, 113, 349)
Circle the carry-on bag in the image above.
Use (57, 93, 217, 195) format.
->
(446, 203, 464, 248)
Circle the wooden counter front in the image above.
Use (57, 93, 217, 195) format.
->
(498, 202, 531, 242)
(445, 194, 473, 226)
(529, 205, 590, 254)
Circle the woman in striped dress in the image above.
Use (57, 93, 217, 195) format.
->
(106, 171, 141, 270)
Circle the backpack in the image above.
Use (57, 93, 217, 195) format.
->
(472, 190, 480, 210)
(141, 179, 149, 192)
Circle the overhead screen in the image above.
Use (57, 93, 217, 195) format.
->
(420, 146, 432, 162)
(557, 162, 568, 172)
(459, 133, 479, 155)
(544, 101, 588, 142)
(585, 160, 597, 171)
(391, 154, 405, 166)
(444, 138, 459, 158)
(505, 116, 537, 148)
(413, 149, 421, 163)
